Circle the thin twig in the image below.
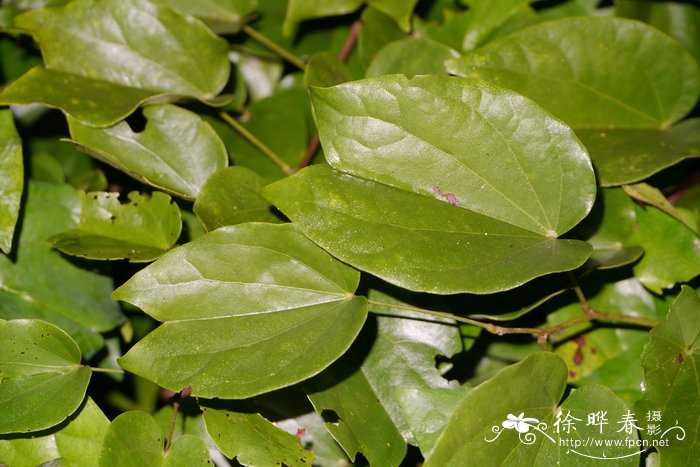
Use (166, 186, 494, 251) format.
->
(242, 25, 306, 70)
(295, 19, 362, 173)
(219, 112, 294, 175)
(366, 299, 660, 345)
(164, 390, 186, 452)
(90, 366, 125, 374)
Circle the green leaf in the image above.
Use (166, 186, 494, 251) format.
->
(426, 353, 639, 465)
(577, 119, 700, 187)
(357, 7, 406, 69)
(365, 38, 458, 77)
(0, 182, 124, 356)
(67, 105, 228, 200)
(305, 360, 407, 466)
(363, 290, 463, 441)
(98, 411, 211, 466)
(0, 0, 230, 126)
(0, 319, 90, 434)
(282, 0, 362, 36)
(201, 403, 314, 466)
(159, 0, 257, 33)
(265, 75, 595, 294)
(629, 204, 700, 293)
(304, 53, 354, 89)
(0, 398, 109, 467)
(216, 87, 312, 183)
(459, 0, 534, 51)
(193, 166, 281, 231)
(365, 0, 419, 31)
(0, 110, 23, 254)
(50, 191, 182, 262)
(622, 182, 697, 235)
(115, 223, 368, 399)
(447, 17, 700, 128)
(635, 286, 700, 464)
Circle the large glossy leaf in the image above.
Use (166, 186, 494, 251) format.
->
(193, 166, 282, 231)
(635, 286, 700, 465)
(0, 398, 109, 467)
(0, 110, 22, 254)
(115, 223, 368, 399)
(282, 0, 362, 36)
(577, 120, 700, 187)
(0, 182, 123, 355)
(0, 319, 90, 434)
(68, 105, 228, 200)
(50, 191, 182, 262)
(0, 0, 230, 126)
(159, 0, 257, 33)
(448, 17, 700, 128)
(264, 75, 595, 294)
(201, 403, 314, 466)
(98, 411, 211, 466)
(426, 353, 639, 465)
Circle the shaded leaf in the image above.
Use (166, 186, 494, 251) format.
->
(265, 75, 595, 294)
(304, 52, 354, 89)
(577, 120, 700, 187)
(0, 110, 23, 254)
(447, 17, 700, 128)
(0, 398, 109, 467)
(365, 38, 457, 77)
(622, 182, 697, 234)
(98, 411, 210, 466)
(357, 7, 405, 69)
(0, 0, 230, 126)
(395, 386, 470, 456)
(201, 403, 314, 466)
(283, 0, 362, 36)
(0, 319, 90, 434)
(305, 360, 407, 466)
(363, 289, 463, 440)
(365, 0, 419, 31)
(50, 191, 182, 262)
(0, 182, 124, 355)
(635, 286, 700, 464)
(193, 166, 281, 231)
(159, 0, 257, 33)
(115, 223, 367, 399)
(68, 105, 228, 200)
(629, 204, 700, 293)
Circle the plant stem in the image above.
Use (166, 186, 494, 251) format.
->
(242, 25, 306, 70)
(366, 299, 660, 344)
(295, 19, 362, 173)
(219, 112, 293, 175)
(164, 392, 182, 452)
(90, 366, 125, 374)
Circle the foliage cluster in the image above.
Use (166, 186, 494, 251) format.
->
(0, 0, 699, 465)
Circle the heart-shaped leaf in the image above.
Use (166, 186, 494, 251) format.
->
(0, 109, 23, 254)
(0, 319, 90, 434)
(0, 0, 230, 126)
(114, 223, 367, 399)
(365, 0, 419, 31)
(264, 74, 596, 294)
(68, 105, 228, 200)
(50, 191, 182, 262)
